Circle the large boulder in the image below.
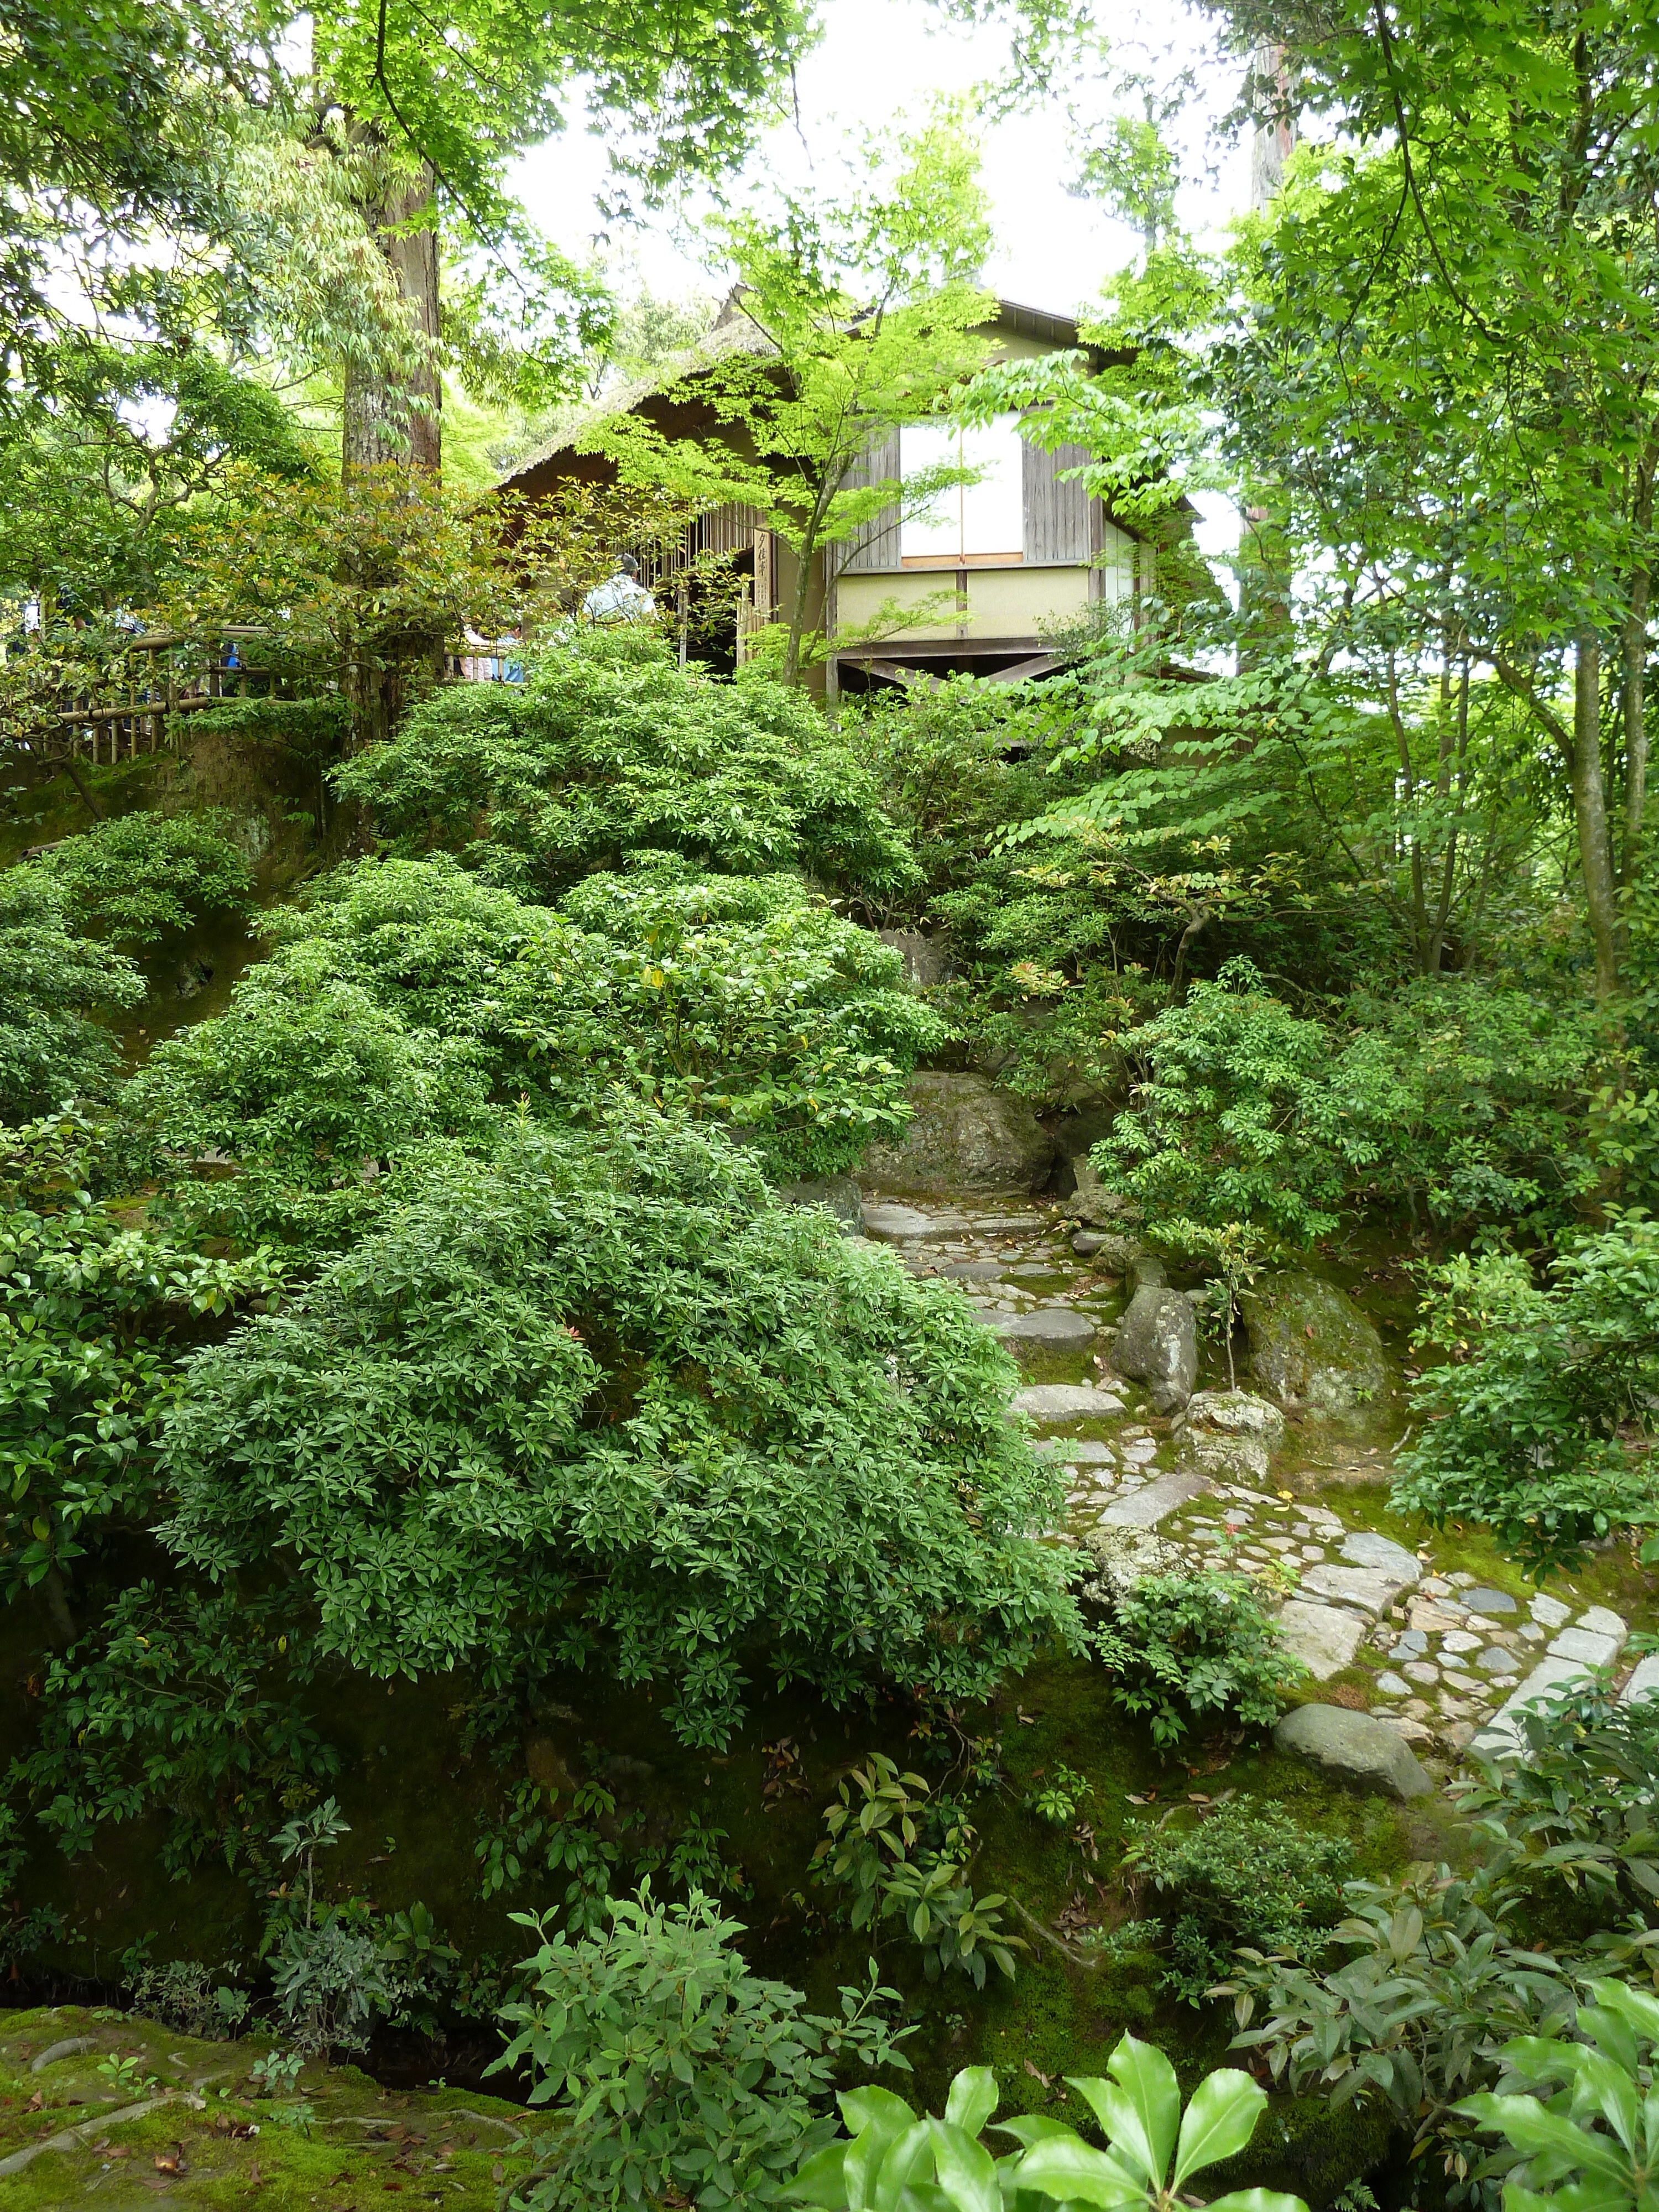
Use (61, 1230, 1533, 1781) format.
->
(1063, 1154, 1139, 1230)
(1174, 1389, 1285, 1482)
(1109, 1286, 1198, 1414)
(1243, 1271, 1389, 1416)
(857, 1072, 1056, 1195)
(877, 928, 961, 990)
(1071, 1230, 1165, 1288)
(776, 1175, 864, 1232)
(1273, 1703, 1434, 1799)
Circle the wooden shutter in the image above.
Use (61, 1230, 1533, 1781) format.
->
(839, 427, 902, 572)
(1022, 436, 1093, 564)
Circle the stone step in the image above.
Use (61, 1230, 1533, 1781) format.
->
(1098, 1469, 1210, 1530)
(994, 1307, 1096, 1344)
(1011, 1383, 1125, 1421)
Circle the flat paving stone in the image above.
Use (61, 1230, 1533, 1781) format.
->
(1463, 1586, 1519, 1616)
(1275, 1600, 1366, 1680)
(1548, 1625, 1623, 1667)
(1530, 1594, 1571, 1629)
(1339, 1531, 1421, 1582)
(994, 1307, 1097, 1343)
(1375, 1671, 1411, 1697)
(1011, 1383, 1124, 1421)
(861, 1204, 954, 1237)
(1475, 1645, 1516, 1674)
(1578, 1605, 1628, 1642)
(1389, 1629, 1428, 1660)
(1099, 1470, 1211, 1530)
(1300, 1561, 1416, 1618)
(1622, 1655, 1659, 1705)
(1470, 1655, 1594, 1758)
(1062, 1440, 1115, 1463)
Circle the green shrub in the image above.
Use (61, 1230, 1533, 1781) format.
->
(791, 2035, 1308, 2212)
(1091, 962, 1603, 1248)
(1391, 1224, 1659, 1578)
(335, 629, 918, 899)
(1220, 1678, 1659, 2175)
(155, 1113, 1078, 1747)
(1092, 1571, 1307, 1746)
(810, 1753, 1025, 1990)
(13, 1583, 340, 1874)
(0, 871, 142, 1117)
(1121, 1797, 1351, 2003)
(0, 1113, 276, 1623)
(126, 857, 943, 1228)
(492, 1883, 912, 2211)
(29, 810, 255, 946)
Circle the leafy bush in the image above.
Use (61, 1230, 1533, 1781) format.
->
(261, 1799, 463, 2054)
(12, 1583, 340, 1873)
(0, 1113, 276, 1626)
(127, 857, 943, 1227)
(1121, 1797, 1351, 2004)
(335, 629, 918, 899)
(1458, 1978, 1659, 2212)
(122, 1948, 249, 2039)
(156, 1113, 1078, 1748)
(1391, 1224, 1659, 1578)
(1092, 1571, 1307, 1746)
(1089, 959, 1369, 1244)
(1092, 962, 1603, 1247)
(790, 2035, 1308, 2212)
(492, 1882, 912, 2211)
(811, 1754, 1025, 1989)
(0, 870, 143, 1117)
(28, 810, 255, 947)
(1220, 1678, 1659, 2180)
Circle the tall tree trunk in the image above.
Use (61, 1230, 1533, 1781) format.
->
(1573, 631, 1621, 1001)
(1622, 562, 1648, 890)
(343, 156, 441, 481)
(1427, 658, 1470, 975)
(342, 147, 442, 752)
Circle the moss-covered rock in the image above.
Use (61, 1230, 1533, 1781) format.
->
(0, 2006, 530, 2207)
(1243, 1272, 1389, 1417)
(857, 1072, 1056, 1193)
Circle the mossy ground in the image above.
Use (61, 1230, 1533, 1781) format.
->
(0, 2005, 530, 2207)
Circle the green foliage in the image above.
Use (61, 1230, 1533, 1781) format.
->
(1090, 960, 1363, 1243)
(27, 810, 254, 947)
(12, 1583, 340, 1874)
(334, 630, 916, 899)
(1391, 1223, 1659, 1578)
(789, 2034, 1308, 2212)
(1093, 961, 1605, 1247)
(1121, 1797, 1352, 2005)
(0, 869, 142, 1118)
(127, 853, 941, 1222)
(492, 1882, 912, 2211)
(0, 1113, 276, 1611)
(811, 1754, 1025, 1990)
(1457, 1978, 1659, 2212)
(154, 1113, 1078, 1749)
(1220, 1677, 1659, 2177)
(1028, 1764, 1092, 1827)
(1092, 1572, 1307, 1747)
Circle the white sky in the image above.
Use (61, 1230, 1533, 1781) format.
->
(513, 0, 1248, 309)
(510, 0, 1249, 564)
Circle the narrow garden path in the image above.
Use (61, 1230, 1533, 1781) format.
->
(854, 1192, 1654, 1783)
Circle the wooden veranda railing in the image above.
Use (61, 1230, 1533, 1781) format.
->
(2, 627, 284, 765)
